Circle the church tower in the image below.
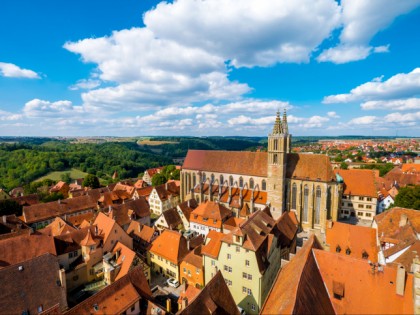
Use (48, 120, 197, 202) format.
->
(267, 110, 291, 219)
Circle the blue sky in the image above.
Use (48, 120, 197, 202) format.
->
(0, 0, 419, 137)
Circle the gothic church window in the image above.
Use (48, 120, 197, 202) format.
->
(291, 183, 297, 210)
(239, 177, 243, 188)
(202, 172, 206, 183)
(303, 185, 309, 222)
(229, 176, 233, 186)
(193, 174, 196, 187)
(249, 178, 254, 189)
(211, 174, 215, 183)
(262, 180, 267, 191)
(220, 175, 224, 185)
(315, 186, 321, 225)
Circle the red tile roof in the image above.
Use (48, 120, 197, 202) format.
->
(190, 201, 232, 229)
(150, 230, 189, 264)
(326, 221, 378, 262)
(334, 169, 377, 198)
(201, 230, 224, 259)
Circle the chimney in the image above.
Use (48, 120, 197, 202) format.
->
(399, 214, 408, 227)
(327, 220, 333, 229)
(396, 264, 406, 296)
(187, 200, 190, 208)
(59, 268, 67, 292)
(165, 182, 168, 191)
(58, 199, 61, 204)
(166, 298, 171, 313)
(2, 215, 6, 224)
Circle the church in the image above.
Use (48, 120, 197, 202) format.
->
(180, 111, 342, 233)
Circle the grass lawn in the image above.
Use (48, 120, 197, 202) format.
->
(35, 168, 88, 182)
(137, 139, 179, 146)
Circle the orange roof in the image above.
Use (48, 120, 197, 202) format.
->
(375, 207, 420, 239)
(326, 221, 378, 262)
(80, 228, 98, 246)
(314, 249, 414, 314)
(190, 201, 232, 228)
(93, 212, 117, 244)
(391, 240, 420, 270)
(334, 169, 377, 197)
(127, 221, 156, 243)
(113, 241, 137, 281)
(181, 246, 203, 269)
(201, 230, 224, 259)
(178, 284, 200, 305)
(38, 217, 77, 237)
(183, 151, 336, 182)
(401, 163, 420, 173)
(150, 230, 189, 264)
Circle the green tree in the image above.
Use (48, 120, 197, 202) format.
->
(394, 186, 420, 210)
(340, 162, 349, 170)
(152, 173, 167, 186)
(0, 200, 22, 216)
(42, 192, 64, 203)
(83, 174, 100, 188)
(60, 172, 71, 184)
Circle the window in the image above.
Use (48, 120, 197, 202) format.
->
(359, 196, 364, 201)
(245, 260, 250, 267)
(358, 204, 364, 208)
(239, 177, 243, 188)
(242, 272, 247, 279)
(227, 254, 231, 260)
(193, 174, 196, 187)
(229, 176, 234, 186)
(315, 186, 321, 225)
(196, 268, 200, 274)
(367, 197, 372, 201)
(366, 213, 372, 217)
(262, 180, 266, 191)
(224, 265, 232, 273)
(366, 205, 372, 209)
(249, 178, 254, 189)
(220, 175, 224, 185)
(273, 153, 278, 164)
(362, 251, 369, 259)
(225, 279, 232, 286)
(291, 183, 297, 210)
(211, 260, 215, 266)
(348, 202, 353, 207)
(202, 172, 206, 183)
(188, 270, 191, 276)
(183, 267, 187, 274)
(303, 185, 309, 223)
(236, 246, 240, 253)
(357, 211, 364, 216)
(336, 245, 341, 253)
(274, 139, 278, 150)
(69, 252, 73, 258)
(242, 287, 252, 295)
(346, 248, 351, 255)
(150, 253, 154, 258)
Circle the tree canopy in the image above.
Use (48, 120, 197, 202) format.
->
(394, 185, 420, 210)
(83, 174, 100, 189)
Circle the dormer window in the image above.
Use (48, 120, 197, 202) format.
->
(346, 248, 351, 255)
(362, 251, 369, 259)
(336, 245, 341, 253)
(203, 217, 208, 222)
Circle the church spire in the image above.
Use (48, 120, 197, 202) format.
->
(272, 110, 283, 134)
(282, 108, 288, 134)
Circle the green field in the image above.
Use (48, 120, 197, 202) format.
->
(35, 168, 88, 182)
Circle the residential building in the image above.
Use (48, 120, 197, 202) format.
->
(335, 169, 378, 220)
(154, 207, 184, 231)
(180, 246, 204, 288)
(201, 209, 298, 314)
(93, 212, 133, 252)
(149, 230, 189, 281)
(325, 221, 378, 262)
(177, 198, 198, 230)
(181, 110, 341, 233)
(126, 221, 158, 256)
(261, 234, 414, 314)
(106, 197, 151, 229)
(0, 214, 32, 240)
(49, 181, 70, 198)
(190, 201, 232, 236)
(148, 182, 180, 216)
(178, 271, 239, 315)
(143, 167, 163, 186)
(0, 253, 68, 315)
(22, 194, 97, 229)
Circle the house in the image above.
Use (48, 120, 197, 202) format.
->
(372, 207, 420, 265)
(22, 194, 98, 229)
(134, 179, 147, 188)
(65, 266, 152, 315)
(325, 221, 378, 262)
(0, 253, 68, 315)
(148, 182, 180, 216)
(143, 167, 163, 186)
(8, 187, 24, 198)
(155, 207, 184, 231)
(113, 182, 136, 197)
(402, 163, 420, 174)
(377, 188, 394, 213)
(50, 181, 70, 198)
(0, 214, 32, 240)
(177, 285, 200, 312)
(106, 197, 151, 229)
(177, 271, 239, 315)
(93, 212, 133, 252)
(335, 169, 378, 221)
(0, 232, 57, 268)
(0, 189, 10, 201)
(11, 193, 39, 207)
(201, 209, 298, 314)
(180, 246, 204, 289)
(149, 230, 189, 281)
(190, 201, 233, 236)
(261, 234, 414, 314)
(176, 198, 199, 230)
(39, 217, 77, 237)
(126, 221, 158, 256)
(98, 190, 132, 208)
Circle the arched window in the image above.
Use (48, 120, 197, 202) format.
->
(211, 174, 215, 183)
(262, 180, 267, 191)
(229, 176, 233, 187)
(239, 177, 243, 188)
(291, 183, 297, 210)
(274, 139, 278, 150)
(202, 172, 206, 183)
(315, 186, 321, 225)
(220, 175, 224, 185)
(249, 178, 254, 189)
(303, 185, 309, 222)
(193, 174, 196, 187)
(273, 154, 278, 164)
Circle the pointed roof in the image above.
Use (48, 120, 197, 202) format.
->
(80, 229, 97, 247)
(272, 110, 283, 135)
(239, 203, 250, 217)
(282, 108, 288, 134)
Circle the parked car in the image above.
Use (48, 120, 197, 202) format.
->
(167, 278, 180, 288)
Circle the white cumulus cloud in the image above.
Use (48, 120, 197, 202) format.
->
(0, 62, 39, 79)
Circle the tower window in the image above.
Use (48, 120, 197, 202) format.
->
(274, 139, 278, 150)
(273, 154, 278, 164)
